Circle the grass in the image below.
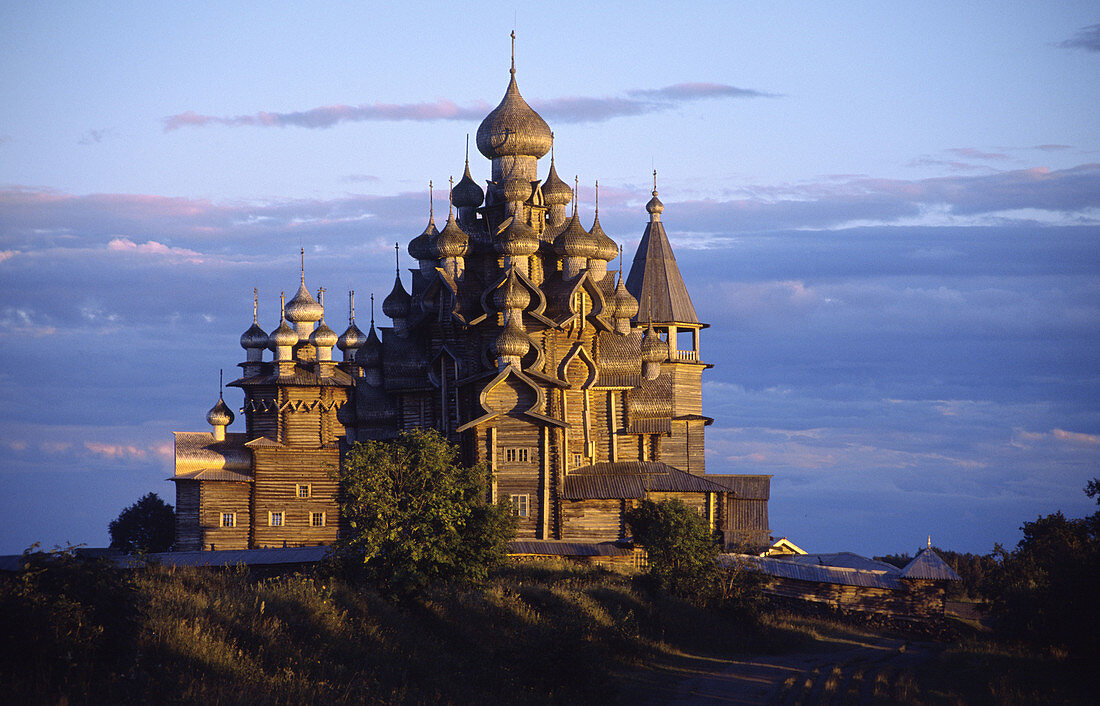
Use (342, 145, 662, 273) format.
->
(2, 553, 1095, 704)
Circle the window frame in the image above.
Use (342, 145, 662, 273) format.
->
(268, 510, 285, 527)
(310, 511, 326, 528)
(295, 483, 312, 499)
(220, 512, 236, 528)
(509, 494, 530, 518)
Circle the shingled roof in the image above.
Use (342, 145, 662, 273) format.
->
(625, 219, 698, 325)
(562, 461, 729, 500)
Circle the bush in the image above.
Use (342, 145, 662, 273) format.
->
(330, 428, 515, 597)
(108, 492, 174, 553)
(983, 479, 1100, 655)
(625, 498, 719, 599)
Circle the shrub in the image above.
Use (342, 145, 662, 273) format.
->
(330, 428, 515, 597)
(108, 492, 174, 553)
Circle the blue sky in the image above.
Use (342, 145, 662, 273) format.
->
(1, 1, 1097, 556)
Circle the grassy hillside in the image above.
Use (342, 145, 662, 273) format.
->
(1, 551, 1094, 704)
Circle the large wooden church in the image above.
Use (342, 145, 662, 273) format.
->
(171, 47, 771, 554)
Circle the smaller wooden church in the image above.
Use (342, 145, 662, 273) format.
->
(171, 45, 772, 555)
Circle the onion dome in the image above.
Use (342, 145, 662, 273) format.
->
(541, 159, 572, 206)
(206, 398, 234, 427)
(641, 325, 667, 363)
(408, 217, 438, 262)
(269, 316, 299, 349)
(433, 213, 469, 259)
(452, 158, 484, 209)
(356, 325, 382, 368)
(285, 282, 324, 324)
(553, 211, 597, 259)
(492, 273, 531, 311)
(476, 67, 553, 160)
(501, 177, 530, 204)
(382, 274, 411, 320)
(491, 319, 530, 360)
(309, 319, 338, 348)
(241, 321, 268, 351)
(494, 217, 539, 257)
(589, 215, 618, 262)
(646, 190, 664, 217)
(337, 322, 366, 353)
(610, 276, 640, 320)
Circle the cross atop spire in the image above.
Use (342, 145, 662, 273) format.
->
(370, 292, 375, 327)
(280, 291, 286, 321)
(394, 242, 400, 274)
(299, 247, 305, 284)
(595, 179, 599, 217)
(448, 176, 455, 216)
(349, 290, 355, 325)
(218, 368, 224, 400)
(429, 180, 434, 220)
(653, 169, 658, 193)
(252, 287, 258, 324)
(573, 175, 579, 216)
(510, 30, 516, 75)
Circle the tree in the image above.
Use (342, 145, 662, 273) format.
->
(331, 428, 515, 597)
(108, 492, 174, 554)
(625, 498, 720, 598)
(983, 478, 1100, 654)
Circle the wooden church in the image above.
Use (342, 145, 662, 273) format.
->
(171, 46, 771, 554)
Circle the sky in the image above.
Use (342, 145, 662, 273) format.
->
(1, 1, 1098, 557)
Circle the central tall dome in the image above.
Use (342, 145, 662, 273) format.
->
(170, 39, 772, 556)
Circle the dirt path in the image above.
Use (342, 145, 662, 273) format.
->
(633, 632, 939, 705)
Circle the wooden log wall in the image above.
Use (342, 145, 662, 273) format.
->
(174, 481, 201, 551)
(250, 447, 340, 548)
(198, 481, 251, 551)
(560, 498, 623, 542)
(491, 416, 542, 538)
(760, 576, 947, 619)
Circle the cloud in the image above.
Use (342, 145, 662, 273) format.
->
(945, 147, 1011, 161)
(78, 129, 110, 145)
(163, 82, 775, 131)
(107, 237, 204, 262)
(1052, 428, 1100, 445)
(1056, 23, 1100, 52)
(1035, 144, 1072, 151)
(341, 174, 380, 184)
(84, 442, 147, 459)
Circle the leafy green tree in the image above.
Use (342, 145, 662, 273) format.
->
(984, 478, 1100, 654)
(108, 492, 174, 553)
(625, 498, 720, 598)
(331, 428, 515, 597)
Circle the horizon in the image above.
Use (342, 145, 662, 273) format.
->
(1, 2, 1097, 557)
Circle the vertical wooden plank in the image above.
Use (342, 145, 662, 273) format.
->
(489, 426, 497, 504)
(541, 425, 549, 539)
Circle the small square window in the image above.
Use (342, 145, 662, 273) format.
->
(503, 448, 530, 463)
(296, 484, 311, 499)
(509, 494, 529, 518)
(310, 512, 326, 528)
(573, 453, 584, 468)
(221, 512, 235, 528)
(269, 511, 284, 527)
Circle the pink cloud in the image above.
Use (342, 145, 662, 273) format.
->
(1052, 428, 1100, 445)
(107, 237, 204, 262)
(84, 442, 147, 459)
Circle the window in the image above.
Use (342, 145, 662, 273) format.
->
(269, 511, 284, 527)
(504, 448, 529, 463)
(510, 494, 529, 518)
(310, 512, 326, 528)
(221, 512, 235, 528)
(573, 452, 584, 468)
(295, 484, 311, 499)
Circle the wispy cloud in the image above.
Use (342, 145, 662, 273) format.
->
(945, 147, 1011, 161)
(163, 82, 776, 131)
(107, 237, 204, 262)
(1056, 23, 1100, 52)
(78, 129, 111, 145)
(84, 441, 147, 459)
(1035, 144, 1072, 151)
